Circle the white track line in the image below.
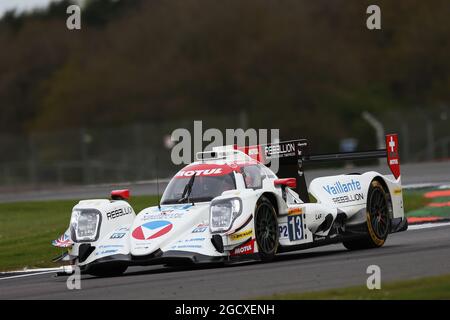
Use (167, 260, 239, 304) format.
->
(0, 270, 59, 281)
(1, 267, 61, 274)
(0, 266, 74, 280)
(408, 222, 450, 230)
(403, 183, 445, 189)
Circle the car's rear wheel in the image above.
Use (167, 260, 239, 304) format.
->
(87, 264, 128, 277)
(254, 196, 279, 262)
(343, 180, 391, 250)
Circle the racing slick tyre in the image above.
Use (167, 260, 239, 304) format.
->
(254, 196, 279, 262)
(343, 180, 391, 250)
(87, 264, 128, 277)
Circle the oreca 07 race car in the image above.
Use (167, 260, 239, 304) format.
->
(53, 134, 406, 277)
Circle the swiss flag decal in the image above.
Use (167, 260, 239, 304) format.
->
(386, 134, 400, 179)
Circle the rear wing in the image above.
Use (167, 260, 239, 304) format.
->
(234, 134, 401, 203)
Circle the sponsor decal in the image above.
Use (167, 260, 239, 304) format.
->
(288, 214, 304, 241)
(282, 215, 308, 242)
(264, 142, 296, 158)
(323, 180, 361, 195)
(176, 168, 223, 177)
(174, 164, 237, 178)
(170, 237, 206, 250)
(314, 235, 327, 241)
(184, 237, 206, 242)
(279, 223, 288, 239)
(52, 233, 73, 248)
(110, 232, 126, 239)
(143, 212, 185, 221)
(288, 207, 303, 215)
(134, 245, 150, 250)
(95, 249, 118, 256)
(332, 193, 364, 204)
(143, 204, 192, 219)
(152, 204, 192, 211)
(388, 135, 398, 156)
(99, 245, 124, 249)
(192, 224, 208, 233)
(229, 229, 253, 241)
(170, 244, 203, 249)
(230, 239, 255, 256)
(132, 220, 173, 240)
(389, 159, 399, 165)
(394, 188, 402, 195)
(386, 134, 400, 179)
(106, 207, 133, 220)
(173, 237, 206, 244)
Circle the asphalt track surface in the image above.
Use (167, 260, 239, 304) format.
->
(1, 224, 449, 299)
(1, 160, 449, 203)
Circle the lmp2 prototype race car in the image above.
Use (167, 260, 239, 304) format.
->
(53, 134, 406, 277)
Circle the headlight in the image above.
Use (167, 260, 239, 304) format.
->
(70, 209, 101, 242)
(210, 198, 242, 233)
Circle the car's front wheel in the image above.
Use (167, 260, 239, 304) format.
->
(254, 196, 279, 261)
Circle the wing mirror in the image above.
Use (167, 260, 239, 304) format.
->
(274, 178, 297, 189)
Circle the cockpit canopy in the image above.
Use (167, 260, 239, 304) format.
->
(160, 164, 237, 204)
(160, 161, 272, 204)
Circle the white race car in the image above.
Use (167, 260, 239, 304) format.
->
(53, 134, 406, 277)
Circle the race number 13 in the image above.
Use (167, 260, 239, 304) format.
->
(288, 215, 304, 241)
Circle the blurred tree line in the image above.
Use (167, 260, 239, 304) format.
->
(0, 0, 449, 152)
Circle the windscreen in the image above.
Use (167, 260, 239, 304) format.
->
(161, 173, 236, 204)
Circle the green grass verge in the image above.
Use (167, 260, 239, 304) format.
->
(0, 190, 430, 272)
(0, 195, 158, 271)
(259, 273, 450, 299)
(406, 189, 450, 218)
(403, 190, 431, 214)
